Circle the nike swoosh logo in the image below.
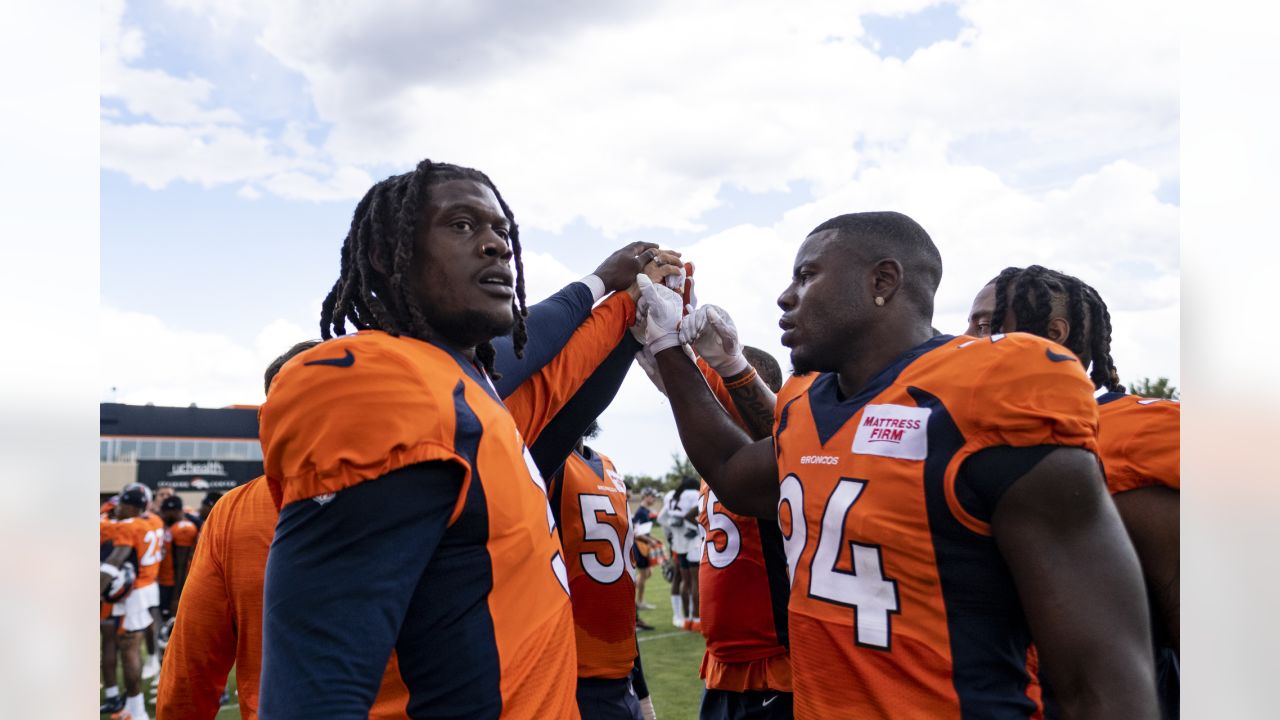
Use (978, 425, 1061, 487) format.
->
(304, 349, 355, 367)
(1045, 347, 1075, 363)
(762, 695, 779, 707)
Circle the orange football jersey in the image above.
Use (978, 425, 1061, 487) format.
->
(1095, 393, 1180, 495)
(158, 519, 198, 587)
(113, 515, 163, 589)
(158, 477, 411, 720)
(695, 359, 793, 692)
(503, 291, 636, 447)
(261, 330, 578, 720)
(772, 333, 1098, 719)
(548, 448, 638, 679)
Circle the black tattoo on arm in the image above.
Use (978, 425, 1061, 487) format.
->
(722, 370, 777, 441)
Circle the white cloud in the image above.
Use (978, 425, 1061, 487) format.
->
(101, 0, 241, 125)
(101, 305, 308, 406)
(101, 0, 1181, 475)
(260, 166, 375, 202)
(100, 0, 368, 199)
(121, 0, 1177, 224)
(101, 121, 288, 189)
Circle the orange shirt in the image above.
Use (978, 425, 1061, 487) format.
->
(158, 519, 199, 587)
(157, 477, 412, 720)
(549, 449, 638, 679)
(1095, 393, 1180, 494)
(113, 515, 163, 589)
(773, 333, 1098, 719)
(261, 330, 617, 719)
(695, 359, 793, 692)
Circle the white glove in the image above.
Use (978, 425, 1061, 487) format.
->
(635, 274, 683, 353)
(662, 263, 686, 292)
(639, 695, 657, 720)
(678, 304, 748, 376)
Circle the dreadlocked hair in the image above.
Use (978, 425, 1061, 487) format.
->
(989, 264, 1124, 393)
(319, 159, 528, 377)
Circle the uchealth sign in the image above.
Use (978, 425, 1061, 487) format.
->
(136, 459, 263, 491)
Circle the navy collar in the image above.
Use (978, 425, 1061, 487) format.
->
(807, 334, 954, 446)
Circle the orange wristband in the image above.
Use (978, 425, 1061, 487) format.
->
(723, 367, 758, 390)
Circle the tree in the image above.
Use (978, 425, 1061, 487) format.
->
(623, 473, 664, 494)
(664, 452, 698, 491)
(1128, 376, 1179, 400)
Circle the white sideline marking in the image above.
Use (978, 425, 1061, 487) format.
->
(637, 630, 691, 643)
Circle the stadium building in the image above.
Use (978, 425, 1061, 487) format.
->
(100, 402, 263, 507)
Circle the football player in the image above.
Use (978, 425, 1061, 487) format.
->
(101, 487, 161, 720)
(676, 328, 796, 720)
(157, 494, 198, 620)
(659, 475, 702, 629)
(966, 265, 1180, 718)
(546, 422, 646, 719)
(256, 158, 682, 718)
(635, 211, 1158, 718)
(162, 237, 677, 719)
(101, 515, 126, 715)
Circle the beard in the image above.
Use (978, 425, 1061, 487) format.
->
(422, 303, 516, 349)
(790, 348, 816, 376)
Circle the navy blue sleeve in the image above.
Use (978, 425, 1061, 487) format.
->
(258, 462, 464, 719)
(528, 333, 642, 478)
(492, 281, 594, 398)
(956, 445, 1058, 524)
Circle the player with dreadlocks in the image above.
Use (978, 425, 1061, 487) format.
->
(318, 160, 528, 376)
(966, 265, 1180, 719)
(968, 264, 1124, 391)
(257, 159, 671, 719)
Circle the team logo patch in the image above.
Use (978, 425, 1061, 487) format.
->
(852, 404, 931, 461)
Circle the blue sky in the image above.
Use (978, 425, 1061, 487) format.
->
(101, 0, 1180, 476)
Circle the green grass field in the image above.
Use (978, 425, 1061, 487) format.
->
(105, 571, 706, 718)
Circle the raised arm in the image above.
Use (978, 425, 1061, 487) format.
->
(637, 276, 779, 518)
(990, 446, 1158, 720)
(681, 304, 777, 441)
(491, 241, 661, 397)
(528, 332, 641, 478)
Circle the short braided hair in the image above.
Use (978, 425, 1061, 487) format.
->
(319, 160, 528, 375)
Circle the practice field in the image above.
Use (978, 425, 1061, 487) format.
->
(103, 570, 708, 718)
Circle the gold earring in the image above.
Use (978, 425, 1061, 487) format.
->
(874, 296, 885, 307)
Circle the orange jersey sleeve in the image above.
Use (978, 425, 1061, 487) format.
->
(1097, 394, 1180, 494)
(503, 291, 637, 446)
(99, 517, 116, 546)
(936, 333, 1100, 536)
(158, 478, 413, 720)
(260, 332, 474, 510)
(553, 451, 638, 679)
